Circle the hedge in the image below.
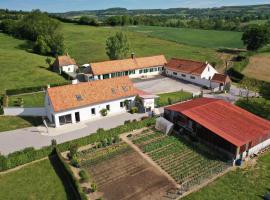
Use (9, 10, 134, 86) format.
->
(0, 117, 155, 172)
(5, 82, 69, 95)
(54, 148, 88, 200)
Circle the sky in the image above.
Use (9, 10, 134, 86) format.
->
(0, 0, 270, 12)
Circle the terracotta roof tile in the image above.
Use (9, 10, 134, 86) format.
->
(48, 77, 138, 112)
(165, 98, 270, 147)
(53, 55, 76, 67)
(90, 55, 167, 75)
(165, 58, 207, 76)
(211, 73, 230, 83)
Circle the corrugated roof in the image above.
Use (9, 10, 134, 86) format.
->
(90, 55, 167, 75)
(48, 76, 138, 112)
(165, 98, 270, 147)
(165, 58, 207, 76)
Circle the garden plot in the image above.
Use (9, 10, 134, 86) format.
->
(130, 129, 230, 192)
(78, 142, 177, 200)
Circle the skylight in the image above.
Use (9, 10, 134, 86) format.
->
(75, 94, 83, 101)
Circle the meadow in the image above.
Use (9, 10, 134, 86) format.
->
(124, 26, 244, 49)
(0, 159, 69, 200)
(0, 34, 67, 95)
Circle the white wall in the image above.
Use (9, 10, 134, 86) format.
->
(61, 65, 77, 73)
(166, 69, 211, 87)
(143, 98, 155, 110)
(201, 64, 218, 80)
(46, 96, 135, 127)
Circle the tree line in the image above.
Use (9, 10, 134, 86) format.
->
(0, 10, 64, 56)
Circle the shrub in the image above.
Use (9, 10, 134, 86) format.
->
(97, 128, 105, 133)
(79, 170, 89, 183)
(97, 142, 102, 148)
(141, 116, 149, 120)
(69, 144, 79, 159)
(168, 98, 172, 105)
(71, 156, 80, 168)
(113, 135, 120, 143)
(107, 137, 113, 145)
(101, 139, 108, 147)
(91, 183, 97, 192)
(51, 139, 57, 147)
(127, 134, 132, 138)
(132, 119, 137, 123)
(100, 108, 108, 116)
(124, 120, 131, 124)
(130, 107, 138, 114)
(0, 106, 3, 115)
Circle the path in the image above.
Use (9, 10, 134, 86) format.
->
(0, 112, 148, 155)
(120, 132, 179, 188)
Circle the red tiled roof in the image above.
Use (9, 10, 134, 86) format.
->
(90, 55, 167, 75)
(211, 73, 230, 83)
(165, 58, 207, 76)
(48, 77, 138, 112)
(165, 98, 270, 147)
(53, 55, 76, 67)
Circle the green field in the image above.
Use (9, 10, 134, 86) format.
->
(62, 23, 221, 65)
(124, 26, 244, 49)
(184, 151, 270, 200)
(8, 92, 45, 107)
(0, 34, 67, 94)
(157, 91, 193, 107)
(0, 116, 42, 132)
(0, 159, 68, 200)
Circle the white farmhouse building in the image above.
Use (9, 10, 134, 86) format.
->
(52, 54, 78, 74)
(165, 58, 230, 90)
(83, 55, 167, 81)
(45, 77, 157, 128)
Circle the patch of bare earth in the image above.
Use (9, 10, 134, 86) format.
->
(243, 53, 270, 82)
(86, 149, 175, 200)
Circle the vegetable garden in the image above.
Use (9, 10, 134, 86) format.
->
(130, 129, 230, 192)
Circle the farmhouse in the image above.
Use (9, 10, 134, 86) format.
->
(165, 58, 230, 90)
(52, 54, 78, 74)
(45, 76, 157, 127)
(164, 98, 270, 160)
(84, 55, 167, 81)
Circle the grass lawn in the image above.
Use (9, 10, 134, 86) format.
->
(235, 97, 270, 120)
(183, 151, 270, 200)
(0, 33, 67, 94)
(62, 23, 222, 67)
(0, 116, 42, 132)
(8, 92, 45, 107)
(124, 26, 244, 49)
(157, 91, 193, 107)
(0, 159, 69, 200)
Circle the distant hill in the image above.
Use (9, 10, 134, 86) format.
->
(53, 4, 270, 18)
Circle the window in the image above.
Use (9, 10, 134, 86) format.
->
(91, 108, 96, 115)
(190, 76, 195, 79)
(129, 70, 135, 75)
(125, 71, 129, 76)
(103, 74, 110, 79)
(68, 68, 70, 72)
(208, 67, 210, 72)
(150, 68, 154, 72)
(111, 73, 116, 78)
(173, 72, 177, 76)
(120, 102, 124, 108)
(154, 68, 158, 71)
(144, 69, 148, 73)
(181, 74, 186, 77)
(98, 75, 101, 79)
(106, 105, 110, 111)
(139, 70, 143, 74)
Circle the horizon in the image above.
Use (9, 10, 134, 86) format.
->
(0, 0, 270, 13)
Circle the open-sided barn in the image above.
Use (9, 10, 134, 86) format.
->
(164, 98, 270, 160)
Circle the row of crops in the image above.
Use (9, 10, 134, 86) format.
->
(130, 129, 230, 190)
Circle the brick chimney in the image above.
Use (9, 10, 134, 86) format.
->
(131, 52, 135, 59)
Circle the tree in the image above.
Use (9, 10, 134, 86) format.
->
(105, 32, 130, 60)
(242, 25, 270, 51)
(79, 16, 98, 26)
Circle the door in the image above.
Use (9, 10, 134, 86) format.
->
(75, 112, 80, 123)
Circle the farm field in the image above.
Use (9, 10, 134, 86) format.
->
(62, 23, 222, 66)
(0, 116, 42, 132)
(8, 92, 45, 107)
(183, 150, 270, 200)
(78, 142, 177, 200)
(0, 33, 67, 95)
(129, 129, 229, 192)
(0, 159, 69, 200)
(124, 26, 244, 49)
(243, 53, 270, 82)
